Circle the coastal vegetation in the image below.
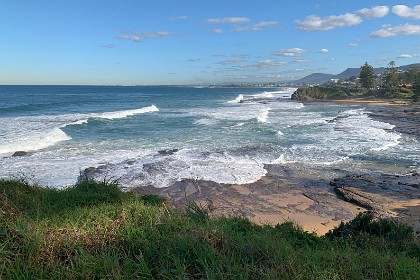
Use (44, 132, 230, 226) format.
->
(1, 178, 420, 279)
(294, 62, 420, 102)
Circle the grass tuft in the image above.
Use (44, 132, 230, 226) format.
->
(1, 179, 420, 279)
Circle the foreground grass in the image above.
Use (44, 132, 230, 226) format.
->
(1, 179, 420, 279)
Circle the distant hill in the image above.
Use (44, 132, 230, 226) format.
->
(292, 63, 420, 85)
(293, 73, 335, 85)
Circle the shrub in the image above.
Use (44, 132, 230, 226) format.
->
(326, 212, 414, 250)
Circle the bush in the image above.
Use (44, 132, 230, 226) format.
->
(326, 212, 414, 250)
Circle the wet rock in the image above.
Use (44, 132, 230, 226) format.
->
(12, 151, 30, 157)
(158, 149, 179, 155)
(78, 165, 107, 182)
(331, 173, 420, 223)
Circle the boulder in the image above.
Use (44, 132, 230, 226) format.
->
(12, 151, 30, 157)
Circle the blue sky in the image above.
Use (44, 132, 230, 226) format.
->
(1, 1, 420, 85)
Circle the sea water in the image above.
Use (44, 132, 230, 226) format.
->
(0, 85, 418, 189)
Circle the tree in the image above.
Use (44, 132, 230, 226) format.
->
(383, 61, 400, 98)
(406, 66, 420, 101)
(359, 62, 374, 89)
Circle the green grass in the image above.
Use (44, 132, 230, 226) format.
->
(1, 178, 420, 279)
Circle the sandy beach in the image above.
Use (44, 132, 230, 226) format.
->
(132, 102, 420, 235)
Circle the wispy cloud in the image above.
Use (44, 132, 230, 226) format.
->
(212, 28, 224, 34)
(349, 43, 359, 47)
(234, 21, 278, 32)
(292, 58, 311, 64)
(187, 58, 201, 62)
(317, 48, 329, 53)
(273, 48, 306, 57)
(207, 17, 250, 24)
(371, 24, 420, 38)
(117, 31, 174, 42)
(246, 60, 285, 69)
(392, 5, 420, 20)
(398, 54, 420, 58)
(170, 16, 189, 20)
(207, 17, 277, 32)
(216, 59, 242, 65)
(297, 6, 389, 31)
(101, 44, 116, 48)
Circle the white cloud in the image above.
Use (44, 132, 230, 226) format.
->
(349, 43, 359, 47)
(392, 5, 420, 20)
(298, 13, 362, 31)
(207, 17, 250, 24)
(234, 21, 278, 32)
(357, 6, 389, 18)
(371, 24, 420, 38)
(292, 58, 310, 64)
(297, 6, 389, 31)
(318, 48, 329, 53)
(117, 31, 174, 42)
(273, 48, 306, 57)
(399, 54, 413, 58)
(398, 54, 420, 58)
(253, 60, 284, 69)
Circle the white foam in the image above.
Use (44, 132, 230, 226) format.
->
(251, 91, 274, 99)
(271, 154, 290, 164)
(228, 94, 244, 103)
(371, 134, 401, 151)
(257, 109, 270, 123)
(89, 149, 268, 189)
(65, 119, 88, 126)
(194, 118, 219, 126)
(95, 105, 159, 120)
(0, 127, 71, 156)
(0, 105, 159, 157)
(233, 122, 245, 127)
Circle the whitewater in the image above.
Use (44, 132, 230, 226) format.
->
(0, 85, 418, 189)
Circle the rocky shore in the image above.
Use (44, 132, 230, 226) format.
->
(126, 103, 420, 235)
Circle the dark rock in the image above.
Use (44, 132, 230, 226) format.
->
(78, 165, 107, 183)
(12, 151, 30, 157)
(291, 92, 315, 102)
(333, 186, 374, 210)
(131, 184, 160, 195)
(158, 149, 179, 155)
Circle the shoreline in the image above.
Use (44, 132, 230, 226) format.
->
(132, 101, 420, 235)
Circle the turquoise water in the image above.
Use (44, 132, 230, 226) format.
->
(0, 85, 418, 188)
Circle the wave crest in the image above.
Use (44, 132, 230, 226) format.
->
(96, 105, 159, 120)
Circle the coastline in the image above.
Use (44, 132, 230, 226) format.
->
(132, 101, 420, 235)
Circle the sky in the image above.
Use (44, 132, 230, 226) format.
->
(1, 0, 420, 85)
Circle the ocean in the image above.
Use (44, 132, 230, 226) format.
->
(0, 85, 418, 189)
